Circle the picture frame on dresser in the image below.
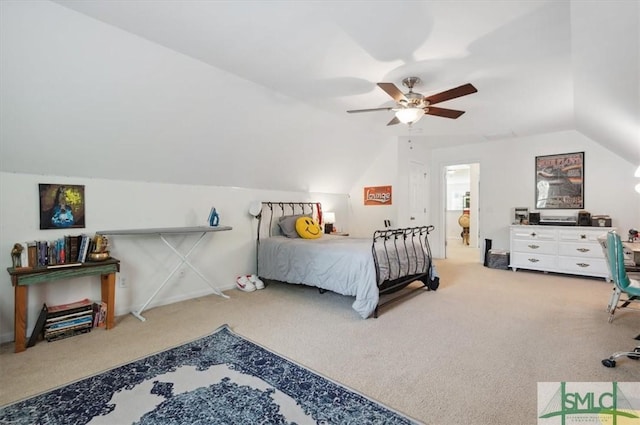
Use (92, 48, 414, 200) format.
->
(535, 151, 584, 209)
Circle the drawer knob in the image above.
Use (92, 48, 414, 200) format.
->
(530, 232, 537, 237)
(528, 258, 540, 263)
(528, 244, 540, 249)
(577, 248, 590, 253)
(576, 262, 590, 268)
(580, 234, 586, 239)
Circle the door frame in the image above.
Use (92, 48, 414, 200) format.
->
(442, 162, 480, 259)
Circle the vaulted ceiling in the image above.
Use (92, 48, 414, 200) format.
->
(1, 1, 638, 193)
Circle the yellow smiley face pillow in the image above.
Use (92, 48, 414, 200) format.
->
(295, 216, 323, 239)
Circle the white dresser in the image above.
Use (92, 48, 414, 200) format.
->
(509, 225, 614, 280)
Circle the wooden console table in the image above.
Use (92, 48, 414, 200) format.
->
(7, 258, 120, 353)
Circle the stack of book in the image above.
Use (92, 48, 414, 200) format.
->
(44, 298, 94, 342)
(27, 298, 109, 348)
(19, 234, 95, 268)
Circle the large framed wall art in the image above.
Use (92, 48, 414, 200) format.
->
(535, 152, 584, 209)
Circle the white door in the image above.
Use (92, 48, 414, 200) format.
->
(409, 161, 428, 225)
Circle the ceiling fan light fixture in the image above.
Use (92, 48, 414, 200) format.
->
(348, 79, 476, 126)
(395, 107, 424, 124)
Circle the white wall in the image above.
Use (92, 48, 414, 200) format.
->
(347, 137, 399, 237)
(0, 0, 385, 194)
(0, 172, 348, 343)
(426, 130, 640, 258)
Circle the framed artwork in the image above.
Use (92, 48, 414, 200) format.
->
(364, 185, 392, 206)
(535, 152, 584, 209)
(39, 184, 86, 229)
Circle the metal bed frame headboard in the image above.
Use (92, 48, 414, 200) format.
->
(254, 201, 322, 276)
(255, 201, 322, 240)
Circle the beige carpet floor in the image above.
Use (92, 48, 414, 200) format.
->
(2, 241, 640, 424)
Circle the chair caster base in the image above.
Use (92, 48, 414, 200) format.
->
(602, 358, 616, 368)
(602, 348, 640, 368)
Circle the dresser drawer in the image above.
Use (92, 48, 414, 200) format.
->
(557, 256, 608, 277)
(511, 228, 556, 241)
(511, 252, 557, 270)
(558, 229, 611, 243)
(558, 242, 602, 258)
(512, 239, 557, 255)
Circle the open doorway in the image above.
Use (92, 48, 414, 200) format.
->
(445, 163, 480, 261)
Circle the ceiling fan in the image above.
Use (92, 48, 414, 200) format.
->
(347, 77, 477, 126)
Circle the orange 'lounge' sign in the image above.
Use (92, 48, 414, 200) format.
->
(364, 185, 392, 206)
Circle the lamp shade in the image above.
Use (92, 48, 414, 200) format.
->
(635, 165, 640, 178)
(395, 108, 424, 124)
(636, 183, 640, 194)
(324, 212, 335, 224)
(248, 201, 262, 217)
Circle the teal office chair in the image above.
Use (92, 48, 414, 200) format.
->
(598, 234, 617, 312)
(605, 230, 640, 323)
(601, 231, 640, 368)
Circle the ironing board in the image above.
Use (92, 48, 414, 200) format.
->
(97, 226, 232, 321)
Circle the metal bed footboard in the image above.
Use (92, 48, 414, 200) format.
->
(372, 225, 438, 317)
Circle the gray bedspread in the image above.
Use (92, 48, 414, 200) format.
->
(257, 235, 379, 318)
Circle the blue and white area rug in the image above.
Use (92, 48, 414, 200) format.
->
(0, 324, 421, 424)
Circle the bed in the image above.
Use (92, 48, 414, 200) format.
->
(255, 202, 438, 318)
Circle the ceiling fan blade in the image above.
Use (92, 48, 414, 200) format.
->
(425, 106, 466, 119)
(386, 116, 400, 126)
(377, 83, 407, 103)
(346, 107, 393, 114)
(424, 83, 477, 106)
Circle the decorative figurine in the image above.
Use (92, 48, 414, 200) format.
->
(93, 235, 109, 253)
(88, 235, 111, 261)
(11, 243, 23, 268)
